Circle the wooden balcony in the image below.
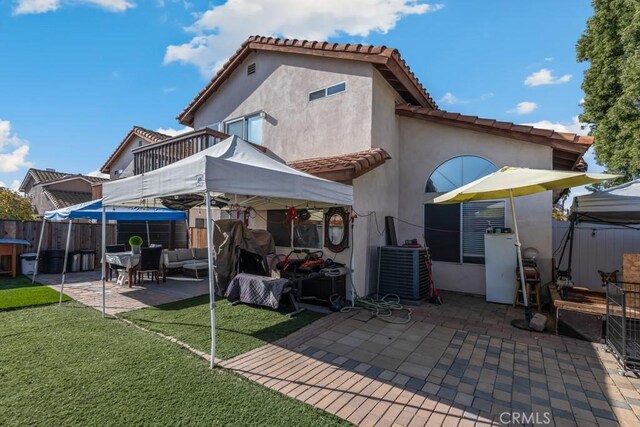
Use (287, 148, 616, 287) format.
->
(132, 128, 229, 175)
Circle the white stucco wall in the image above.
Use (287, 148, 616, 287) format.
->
(397, 118, 554, 295)
(192, 51, 374, 160)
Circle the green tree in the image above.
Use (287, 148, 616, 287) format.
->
(577, 0, 640, 181)
(0, 187, 36, 220)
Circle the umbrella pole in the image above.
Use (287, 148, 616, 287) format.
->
(205, 192, 217, 368)
(60, 219, 72, 305)
(509, 190, 533, 329)
(146, 221, 150, 245)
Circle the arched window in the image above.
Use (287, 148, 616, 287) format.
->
(424, 156, 504, 264)
(426, 155, 497, 193)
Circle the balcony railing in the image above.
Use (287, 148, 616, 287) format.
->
(132, 128, 229, 175)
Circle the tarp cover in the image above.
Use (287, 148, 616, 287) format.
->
(571, 179, 640, 224)
(101, 135, 353, 207)
(213, 220, 275, 291)
(44, 199, 186, 221)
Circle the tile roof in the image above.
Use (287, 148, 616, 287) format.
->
(395, 104, 593, 171)
(43, 189, 93, 209)
(19, 168, 108, 193)
(101, 126, 171, 173)
(177, 35, 437, 126)
(288, 148, 390, 181)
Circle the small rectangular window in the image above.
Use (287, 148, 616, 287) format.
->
(309, 89, 326, 101)
(246, 115, 263, 145)
(247, 63, 256, 75)
(225, 119, 244, 138)
(327, 82, 346, 96)
(195, 218, 205, 228)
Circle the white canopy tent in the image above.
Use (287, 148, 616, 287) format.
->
(571, 179, 640, 224)
(102, 136, 354, 368)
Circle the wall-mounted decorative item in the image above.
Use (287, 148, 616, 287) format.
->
(324, 207, 349, 253)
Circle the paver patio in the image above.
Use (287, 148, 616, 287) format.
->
(37, 271, 209, 315)
(221, 292, 640, 426)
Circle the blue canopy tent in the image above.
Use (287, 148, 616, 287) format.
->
(34, 198, 187, 304)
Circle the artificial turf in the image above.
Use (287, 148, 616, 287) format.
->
(122, 295, 325, 360)
(0, 276, 70, 310)
(0, 303, 347, 426)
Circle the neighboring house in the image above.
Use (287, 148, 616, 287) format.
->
(18, 168, 109, 215)
(101, 36, 592, 297)
(100, 126, 173, 180)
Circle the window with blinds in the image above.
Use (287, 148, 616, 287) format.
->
(425, 200, 505, 264)
(462, 201, 505, 263)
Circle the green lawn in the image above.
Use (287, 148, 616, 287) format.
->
(122, 296, 324, 360)
(0, 303, 347, 426)
(0, 276, 70, 310)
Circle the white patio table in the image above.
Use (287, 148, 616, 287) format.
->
(105, 251, 141, 287)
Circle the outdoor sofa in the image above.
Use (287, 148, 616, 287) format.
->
(162, 248, 209, 276)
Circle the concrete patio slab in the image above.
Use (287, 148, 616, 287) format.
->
(221, 292, 640, 426)
(36, 271, 209, 315)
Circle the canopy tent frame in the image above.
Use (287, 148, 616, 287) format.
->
(556, 179, 640, 290)
(32, 199, 187, 305)
(101, 135, 354, 368)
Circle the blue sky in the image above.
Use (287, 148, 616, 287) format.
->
(0, 0, 596, 192)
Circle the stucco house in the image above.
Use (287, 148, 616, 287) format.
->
(19, 168, 109, 216)
(100, 36, 592, 298)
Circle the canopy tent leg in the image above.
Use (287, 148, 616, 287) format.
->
(185, 219, 190, 247)
(32, 218, 47, 284)
(101, 206, 107, 318)
(59, 219, 73, 305)
(205, 191, 217, 368)
(146, 221, 151, 245)
(509, 190, 532, 329)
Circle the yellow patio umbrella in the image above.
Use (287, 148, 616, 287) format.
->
(434, 166, 619, 329)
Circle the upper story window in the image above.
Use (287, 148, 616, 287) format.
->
(308, 82, 346, 102)
(224, 113, 263, 145)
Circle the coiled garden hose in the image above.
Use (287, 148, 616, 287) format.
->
(340, 293, 412, 324)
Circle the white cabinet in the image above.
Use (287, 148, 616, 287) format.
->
(484, 233, 517, 304)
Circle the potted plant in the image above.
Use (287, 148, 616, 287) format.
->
(128, 235, 143, 254)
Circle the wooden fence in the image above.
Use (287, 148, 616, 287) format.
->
(189, 227, 208, 249)
(0, 220, 117, 256)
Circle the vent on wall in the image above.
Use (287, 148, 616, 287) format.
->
(247, 63, 256, 75)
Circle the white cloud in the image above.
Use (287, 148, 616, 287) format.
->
(0, 119, 33, 173)
(510, 101, 538, 115)
(438, 91, 493, 106)
(522, 116, 591, 136)
(164, 0, 443, 76)
(544, 57, 553, 62)
(0, 180, 22, 191)
(13, 0, 135, 15)
(524, 68, 572, 86)
(438, 92, 465, 105)
(156, 126, 193, 136)
(163, 87, 177, 93)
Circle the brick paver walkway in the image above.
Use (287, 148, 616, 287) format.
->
(38, 271, 209, 314)
(221, 293, 640, 426)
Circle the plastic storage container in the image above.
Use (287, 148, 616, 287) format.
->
(20, 252, 37, 275)
(42, 249, 66, 274)
(80, 249, 96, 271)
(68, 251, 81, 273)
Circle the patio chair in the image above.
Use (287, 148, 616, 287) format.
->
(136, 246, 163, 284)
(106, 244, 127, 281)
